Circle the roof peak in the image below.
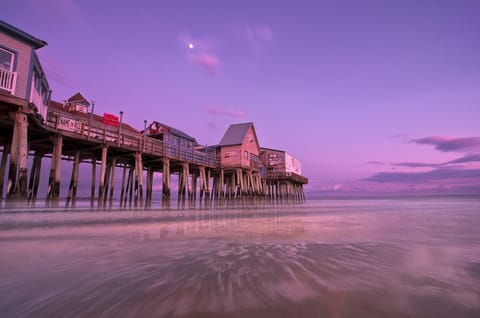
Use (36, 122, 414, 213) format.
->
(67, 92, 90, 105)
(219, 122, 257, 146)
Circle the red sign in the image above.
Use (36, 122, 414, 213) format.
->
(103, 113, 119, 127)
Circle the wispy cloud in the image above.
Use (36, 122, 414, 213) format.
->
(367, 161, 439, 168)
(363, 167, 480, 183)
(411, 136, 480, 152)
(364, 135, 480, 190)
(367, 161, 388, 166)
(446, 154, 480, 164)
(368, 155, 480, 169)
(392, 162, 440, 168)
(205, 107, 245, 118)
(178, 33, 220, 76)
(243, 24, 273, 52)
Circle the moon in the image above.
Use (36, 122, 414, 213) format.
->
(188, 43, 194, 49)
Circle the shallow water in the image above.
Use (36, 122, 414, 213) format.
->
(0, 197, 479, 317)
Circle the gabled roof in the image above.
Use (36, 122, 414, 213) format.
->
(219, 122, 256, 146)
(148, 121, 197, 143)
(67, 92, 89, 105)
(0, 19, 47, 49)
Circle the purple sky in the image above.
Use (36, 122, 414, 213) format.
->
(3, 0, 480, 195)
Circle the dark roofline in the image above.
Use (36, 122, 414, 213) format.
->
(260, 147, 286, 153)
(0, 20, 47, 49)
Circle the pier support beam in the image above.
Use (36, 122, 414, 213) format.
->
(134, 152, 143, 205)
(146, 166, 153, 205)
(90, 157, 96, 206)
(162, 159, 170, 200)
(206, 169, 211, 199)
(198, 166, 206, 201)
(66, 150, 80, 206)
(120, 163, 127, 206)
(219, 169, 224, 198)
(0, 144, 10, 200)
(178, 162, 189, 202)
(7, 112, 28, 199)
(28, 151, 43, 202)
(127, 166, 134, 206)
(108, 156, 117, 204)
(17, 113, 28, 198)
(191, 170, 198, 202)
(98, 146, 108, 203)
(47, 135, 63, 201)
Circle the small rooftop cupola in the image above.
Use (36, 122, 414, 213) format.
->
(66, 92, 90, 113)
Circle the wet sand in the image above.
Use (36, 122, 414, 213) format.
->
(0, 197, 479, 317)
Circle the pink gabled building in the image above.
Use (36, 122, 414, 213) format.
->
(217, 122, 261, 171)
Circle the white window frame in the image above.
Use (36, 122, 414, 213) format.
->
(0, 48, 14, 71)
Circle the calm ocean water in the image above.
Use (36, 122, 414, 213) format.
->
(0, 197, 479, 317)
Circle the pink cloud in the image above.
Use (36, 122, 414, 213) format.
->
(178, 33, 220, 76)
(205, 107, 245, 118)
(189, 53, 220, 76)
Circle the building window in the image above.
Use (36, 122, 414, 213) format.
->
(244, 151, 248, 159)
(0, 48, 14, 71)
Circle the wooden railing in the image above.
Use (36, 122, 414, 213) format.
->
(45, 109, 217, 167)
(0, 69, 17, 95)
(265, 171, 309, 184)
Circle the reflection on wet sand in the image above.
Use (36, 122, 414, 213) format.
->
(0, 198, 479, 317)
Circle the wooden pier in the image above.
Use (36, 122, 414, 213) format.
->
(0, 93, 308, 207)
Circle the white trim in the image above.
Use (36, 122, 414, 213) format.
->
(0, 48, 14, 72)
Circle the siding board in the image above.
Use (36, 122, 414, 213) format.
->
(0, 33, 33, 99)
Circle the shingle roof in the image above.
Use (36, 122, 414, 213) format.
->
(148, 121, 197, 143)
(219, 122, 254, 146)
